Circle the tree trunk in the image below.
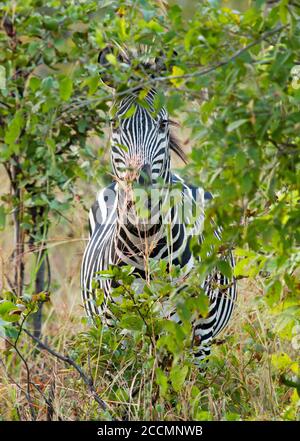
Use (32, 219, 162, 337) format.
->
(12, 190, 25, 297)
(32, 252, 46, 339)
(29, 205, 48, 340)
(10, 160, 25, 298)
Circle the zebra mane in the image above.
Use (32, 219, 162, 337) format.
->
(169, 132, 187, 164)
(168, 121, 188, 164)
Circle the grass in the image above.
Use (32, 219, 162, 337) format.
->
(0, 170, 299, 421)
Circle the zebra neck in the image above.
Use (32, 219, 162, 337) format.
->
(115, 185, 165, 268)
(114, 218, 165, 268)
(114, 191, 190, 272)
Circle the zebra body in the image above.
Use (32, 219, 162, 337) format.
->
(81, 85, 237, 362)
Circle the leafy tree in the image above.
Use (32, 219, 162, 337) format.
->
(0, 0, 110, 335)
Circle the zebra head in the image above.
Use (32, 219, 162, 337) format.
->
(110, 90, 171, 186)
(98, 46, 186, 188)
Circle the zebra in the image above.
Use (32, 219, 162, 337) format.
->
(80, 48, 237, 362)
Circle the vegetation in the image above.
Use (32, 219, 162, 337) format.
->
(0, 0, 299, 421)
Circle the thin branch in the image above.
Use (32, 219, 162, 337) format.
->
(3, 163, 13, 183)
(5, 339, 37, 420)
(112, 24, 289, 99)
(0, 353, 55, 420)
(122, 284, 156, 350)
(22, 328, 111, 416)
(7, 313, 37, 420)
(52, 22, 291, 115)
(3, 312, 60, 421)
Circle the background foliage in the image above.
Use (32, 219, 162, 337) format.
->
(0, 0, 299, 421)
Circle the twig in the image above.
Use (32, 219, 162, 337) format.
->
(112, 24, 290, 99)
(52, 22, 292, 114)
(22, 328, 111, 416)
(4, 339, 37, 420)
(121, 284, 156, 350)
(6, 313, 38, 420)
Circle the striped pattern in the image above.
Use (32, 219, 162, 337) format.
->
(81, 89, 237, 362)
(110, 90, 170, 184)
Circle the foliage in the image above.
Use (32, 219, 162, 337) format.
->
(0, 0, 300, 421)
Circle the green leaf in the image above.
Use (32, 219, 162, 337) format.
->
(240, 174, 253, 194)
(0, 301, 21, 323)
(120, 315, 144, 331)
(87, 76, 99, 95)
(59, 77, 73, 101)
(279, 0, 288, 24)
(196, 292, 210, 318)
(4, 110, 24, 148)
(216, 260, 233, 279)
(0, 65, 6, 90)
(156, 367, 168, 397)
(46, 138, 56, 153)
(4, 325, 20, 340)
(266, 279, 282, 306)
(122, 105, 136, 119)
(170, 364, 189, 392)
(146, 19, 164, 33)
(95, 29, 103, 47)
(170, 66, 185, 87)
(226, 119, 248, 132)
(105, 53, 117, 66)
(54, 37, 75, 54)
(29, 76, 41, 92)
(0, 205, 6, 230)
(271, 352, 293, 371)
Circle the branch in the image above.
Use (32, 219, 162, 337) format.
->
(22, 328, 112, 417)
(7, 313, 37, 420)
(113, 23, 289, 99)
(50, 22, 291, 115)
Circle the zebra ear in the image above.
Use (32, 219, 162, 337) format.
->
(153, 49, 178, 75)
(98, 44, 130, 88)
(154, 51, 167, 74)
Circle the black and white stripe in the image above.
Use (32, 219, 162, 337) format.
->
(81, 89, 237, 363)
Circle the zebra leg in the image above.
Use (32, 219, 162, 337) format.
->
(192, 312, 215, 371)
(192, 259, 237, 367)
(191, 289, 219, 368)
(192, 327, 214, 370)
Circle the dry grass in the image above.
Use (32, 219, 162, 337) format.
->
(0, 168, 299, 421)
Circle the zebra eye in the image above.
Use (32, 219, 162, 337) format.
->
(158, 119, 168, 133)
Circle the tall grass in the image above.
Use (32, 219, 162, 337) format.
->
(0, 168, 298, 421)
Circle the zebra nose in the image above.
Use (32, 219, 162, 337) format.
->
(138, 163, 152, 185)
